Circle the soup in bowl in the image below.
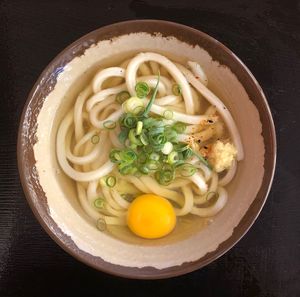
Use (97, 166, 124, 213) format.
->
(18, 20, 276, 278)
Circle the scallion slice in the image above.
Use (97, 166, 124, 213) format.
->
(143, 72, 160, 117)
(123, 97, 144, 114)
(118, 129, 129, 144)
(178, 163, 197, 177)
(149, 152, 160, 161)
(91, 134, 100, 144)
(172, 83, 182, 96)
(136, 121, 143, 135)
(103, 120, 116, 130)
(135, 82, 150, 98)
(206, 191, 219, 201)
(109, 149, 122, 163)
(163, 110, 174, 120)
(97, 218, 106, 231)
(167, 151, 179, 164)
(121, 114, 137, 128)
(116, 91, 131, 104)
(94, 198, 105, 208)
(106, 176, 116, 187)
(172, 122, 186, 133)
(155, 165, 175, 185)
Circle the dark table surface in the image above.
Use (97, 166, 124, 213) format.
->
(0, 0, 299, 296)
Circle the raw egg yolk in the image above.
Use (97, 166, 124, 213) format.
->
(127, 194, 176, 239)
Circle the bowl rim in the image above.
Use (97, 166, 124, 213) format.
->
(17, 19, 276, 279)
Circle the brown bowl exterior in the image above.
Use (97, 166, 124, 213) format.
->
(17, 20, 276, 279)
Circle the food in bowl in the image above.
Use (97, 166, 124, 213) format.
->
(30, 25, 270, 273)
(56, 51, 243, 239)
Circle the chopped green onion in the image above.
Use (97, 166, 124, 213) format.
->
(136, 121, 143, 135)
(118, 129, 129, 144)
(143, 145, 153, 154)
(164, 127, 178, 142)
(172, 83, 182, 96)
(182, 147, 194, 160)
(137, 154, 147, 164)
(121, 193, 134, 202)
(167, 151, 179, 164)
(173, 143, 189, 152)
(129, 143, 137, 150)
(129, 129, 142, 145)
(206, 191, 219, 201)
(116, 91, 131, 104)
(139, 132, 149, 145)
(162, 142, 173, 155)
(94, 198, 105, 209)
(133, 105, 144, 115)
(139, 165, 150, 174)
(121, 149, 137, 162)
(143, 72, 160, 117)
(123, 97, 144, 114)
(119, 165, 137, 175)
(146, 160, 160, 171)
(91, 134, 100, 144)
(143, 117, 164, 129)
(121, 114, 137, 128)
(172, 122, 186, 133)
(103, 120, 116, 130)
(149, 152, 160, 161)
(97, 218, 106, 231)
(178, 163, 197, 177)
(106, 176, 116, 187)
(163, 110, 174, 120)
(135, 82, 150, 98)
(109, 149, 122, 163)
(155, 165, 175, 185)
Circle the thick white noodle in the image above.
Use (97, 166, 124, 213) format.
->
(77, 183, 103, 220)
(74, 85, 93, 141)
(219, 160, 237, 186)
(194, 172, 218, 204)
(175, 186, 194, 216)
(137, 76, 167, 97)
(191, 187, 228, 217)
(65, 129, 101, 165)
(190, 87, 201, 114)
(87, 181, 98, 202)
(126, 52, 195, 114)
(139, 75, 173, 93)
(150, 103, 209, 124)
(187, 61, 208, 86)
(110, 189, 130, 209)
(90, 108, 123, 129)
(93, 67, 125, 93)
(102, 186, 123, 211)
(56, 111, 115, 182)
(140, 176, 184, 207)
(86, 84, 126, 111)
(155, 95, 181, 106)
(164, 178, 191, 189)
(123, 176, 151, 193)
(189, 172, 208, 194)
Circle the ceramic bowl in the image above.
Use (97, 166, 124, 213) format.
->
(18, 20, 276, 279)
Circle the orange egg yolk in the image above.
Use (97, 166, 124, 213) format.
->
(127, 194, 176, 239)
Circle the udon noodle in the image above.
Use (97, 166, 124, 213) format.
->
(56, 52, 243, 232)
